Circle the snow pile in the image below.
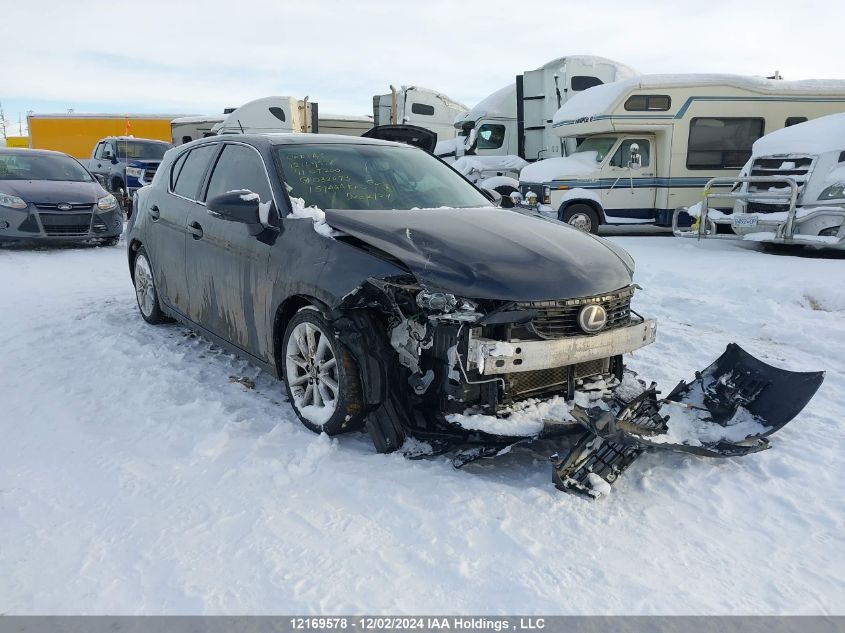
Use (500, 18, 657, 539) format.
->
(286, 196, 335, 237)
(559, 187, 602, 206)
(753, 112, 845, 156)
(447, 395, 575, 437)
(519, 152, 600, 182)
(452, 155, 528, 178)
(651, 402, 770, 447)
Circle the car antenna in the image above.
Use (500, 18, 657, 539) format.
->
(237, 118, 245, 134)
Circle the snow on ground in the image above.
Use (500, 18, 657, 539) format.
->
(1, 236, 844, 615)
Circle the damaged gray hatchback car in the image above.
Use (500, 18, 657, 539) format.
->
(127, 134, 823, 497)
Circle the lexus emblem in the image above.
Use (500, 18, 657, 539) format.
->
(578, 304, 607, 333)
(57, 203, 72, 211)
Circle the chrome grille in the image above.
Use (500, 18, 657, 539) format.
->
(748, 155, 814, 197)
(34, 203, 94, 211)
(514, 287, 633, 339)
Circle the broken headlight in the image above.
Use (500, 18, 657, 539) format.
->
(416, 291, 458, 312)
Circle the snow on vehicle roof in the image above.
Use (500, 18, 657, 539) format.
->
(459, 84, 516, 123)
(752, 112, 845, 156)
(532, 54, 638, 78)
(553, 74, 845, 124)
(399, 86, 469, 111)
(171, 115, 226, 124)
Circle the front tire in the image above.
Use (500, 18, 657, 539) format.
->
(561, 203, 600, 234)
(283, 308, 365, 435)
(133, 247, 167, 324)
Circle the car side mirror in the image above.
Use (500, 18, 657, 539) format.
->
(104, 151, 113, 161)
(207, 191, 264, 235)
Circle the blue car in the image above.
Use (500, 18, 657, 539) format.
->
(0, 148, 123, 245)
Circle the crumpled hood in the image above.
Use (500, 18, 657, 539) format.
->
(0, 179, 106, 203)
(324, 207, 633, 301)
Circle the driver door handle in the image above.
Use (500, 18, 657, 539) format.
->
(187, 221, 204, 240)
(149, 205, 160, 220)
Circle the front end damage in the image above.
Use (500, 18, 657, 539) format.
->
(332, 278, 824, 498)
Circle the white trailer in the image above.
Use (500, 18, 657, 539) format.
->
(519, 74, 845, 233)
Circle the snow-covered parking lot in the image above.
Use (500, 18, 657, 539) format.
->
(1, 235, 843, 615)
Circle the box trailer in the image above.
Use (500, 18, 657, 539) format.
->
(519, 74, 845, 232)
(28, 113, 190, 159)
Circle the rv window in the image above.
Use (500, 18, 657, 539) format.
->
(411, 103, 435, 116)
(609, 139, 650, 168)
(172, 144, 217, 200)
(624, 95, 671, 111)
(687, 117, 765, 170)
(785, 117, 808, 127)
(573, 136, 618, 162)
(477, 124, 506, 150)
(571, 76, 603, 91)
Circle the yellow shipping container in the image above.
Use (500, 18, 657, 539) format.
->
(27, 114, 191, 159)
(4, 136, 30, 149)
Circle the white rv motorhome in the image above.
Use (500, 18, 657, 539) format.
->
(519, 74, 845, 233)
(372, 86, 467, 142)
(675, 112, 845, 250)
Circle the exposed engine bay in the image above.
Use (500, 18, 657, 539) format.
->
(332, 276, 824, 498)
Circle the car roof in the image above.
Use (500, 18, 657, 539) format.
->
(0, 148, 71, 158)
(101, 136, 171, 143)
(186, 133, 408, 149)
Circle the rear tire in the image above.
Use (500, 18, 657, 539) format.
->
(133, 247, 167, 324)
(282, 308, 366, 436)
(561, 203, 600, 234)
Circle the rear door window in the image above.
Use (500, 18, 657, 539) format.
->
(205, 144, 273, 203)
(172, 144, 217, 200)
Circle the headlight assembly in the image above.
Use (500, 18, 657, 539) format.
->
(818, 183, 845, 201)
(125, 167, 144, 178)
(97, 194, 118, 211)
(0, 193, 27, 209)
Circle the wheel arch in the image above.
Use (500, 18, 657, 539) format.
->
(272, 294, 331, 377)
(559, 197, 606, 224)
(127, 238, 143, 281)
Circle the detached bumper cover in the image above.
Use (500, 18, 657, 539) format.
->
(552, 343, 825, 498)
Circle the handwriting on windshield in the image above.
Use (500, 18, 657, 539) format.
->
(285, 153, 394, 202)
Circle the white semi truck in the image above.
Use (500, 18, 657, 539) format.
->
(171, 87, 466, 146)
(435, 55, 637, 197)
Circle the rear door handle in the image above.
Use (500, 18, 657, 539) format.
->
(149, 205, 160, 220)
(187, 221, 204, 239)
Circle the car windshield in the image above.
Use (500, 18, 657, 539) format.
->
(573, 137, 618, 162)
(275, 144, 493, 210)
(115, 141, 172, 160)
(0, 153, 93, 182)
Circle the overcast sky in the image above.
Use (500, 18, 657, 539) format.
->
(2, 0, 844, 131)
